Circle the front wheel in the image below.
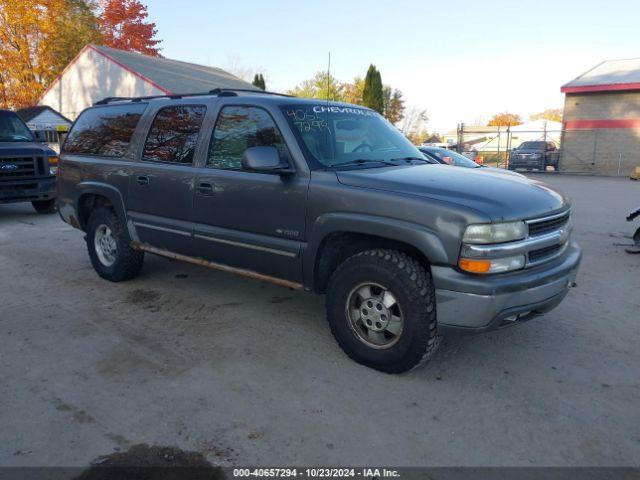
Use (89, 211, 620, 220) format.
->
(86, 207, 144, 282)
(32, 199, 56, 214)
(326, 249, 438, 373)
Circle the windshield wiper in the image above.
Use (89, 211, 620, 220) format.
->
(390, 156, 431, 164)
(331, 159, 399, 169)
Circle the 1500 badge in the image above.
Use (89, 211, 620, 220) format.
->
(276, 228, 300, 238)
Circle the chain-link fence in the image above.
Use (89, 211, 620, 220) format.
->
(449, 123, 637, 175)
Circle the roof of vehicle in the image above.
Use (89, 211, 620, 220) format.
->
(93, 90, 375, 110)
(419, 145, 448, 151)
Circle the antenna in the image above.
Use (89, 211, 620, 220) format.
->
(325, 51, 333, 162)
(326, 51, 331, 102)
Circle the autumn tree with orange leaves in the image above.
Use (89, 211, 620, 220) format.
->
(0, 0, 101, 108)
(487, 112, 523, 127)
(0, 0, 161, 109)
(99, 0, 161, 57)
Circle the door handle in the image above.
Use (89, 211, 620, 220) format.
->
(196, 182, 214, 196)
(136, 175, 150, 186)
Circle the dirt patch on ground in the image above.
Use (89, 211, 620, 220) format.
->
(126, 289, 162, 305)
(75, 444, 225, 480)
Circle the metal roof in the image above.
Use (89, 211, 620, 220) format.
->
(91, 44, 256, 93)
(561, 58, 640, 93)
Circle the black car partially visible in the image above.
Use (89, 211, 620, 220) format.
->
(508, 141, 559, 171)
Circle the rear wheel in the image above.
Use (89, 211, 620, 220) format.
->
(326, 249, 438, 373)
(32, 199, 56, 214)
(86, 207, 144, 282)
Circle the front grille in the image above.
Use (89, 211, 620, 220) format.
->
(0, 156, 39, 180)
(527, 210, 570, 237)
(528, 244, 562, 263)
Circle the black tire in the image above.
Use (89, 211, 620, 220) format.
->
(85, 207, 144, 282)
(326, 249, 438, 373)
(32, 199, 56, 214)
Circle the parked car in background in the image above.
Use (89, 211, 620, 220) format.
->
(418, 146, 524, 177)
(0, 109, 58, 213)
(57, 91, 581, 373)
(508, 141, 559, 171)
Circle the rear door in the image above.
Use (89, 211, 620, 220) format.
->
(127, 104, 207, 254)
(191, 103, 309, 284)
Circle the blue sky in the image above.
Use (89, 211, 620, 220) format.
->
(147, 0, 639, 132)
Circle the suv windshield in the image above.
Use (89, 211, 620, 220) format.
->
(281, 103, 424, 168)
(518, 141, 546, 150)
(0, 110, 34, 142)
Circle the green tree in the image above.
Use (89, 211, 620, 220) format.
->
(343, 76, 364, 105)
(288, 71, 345, 101)
(362, 64, 383, 113)
(252, 73, 266, 90)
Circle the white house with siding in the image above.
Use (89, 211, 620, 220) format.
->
(16, 105, 72, 131)
(38, 44, 255, 120)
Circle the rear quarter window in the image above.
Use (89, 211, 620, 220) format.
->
(63, 103, 147, 157)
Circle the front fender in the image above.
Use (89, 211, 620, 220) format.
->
(304, 212, 450, 288)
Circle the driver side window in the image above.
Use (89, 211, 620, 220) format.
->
(207, 106, 288, 170)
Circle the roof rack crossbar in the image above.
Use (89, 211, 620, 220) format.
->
(94, 88, 292, 106)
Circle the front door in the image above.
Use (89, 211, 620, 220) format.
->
(128, 104, 207, 254)
(192, 104, 308, 283)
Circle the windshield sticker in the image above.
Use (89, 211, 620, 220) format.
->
(285, 105, 375, 133)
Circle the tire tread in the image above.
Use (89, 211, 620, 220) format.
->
(326, 248, 438, 373)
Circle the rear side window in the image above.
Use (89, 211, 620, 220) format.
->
(142, 105, 206, 164)
(63, 104, 147, 157)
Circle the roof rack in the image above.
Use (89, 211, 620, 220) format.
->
(94, 88, 291, 105)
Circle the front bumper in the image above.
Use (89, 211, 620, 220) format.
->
(508, 156, 544, 169)
(0, 177, 56, 204)
(433, 241, 582, 333)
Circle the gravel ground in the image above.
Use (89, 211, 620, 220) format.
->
(0, 173, 638, 467)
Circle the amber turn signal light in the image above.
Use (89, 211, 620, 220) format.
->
(459, 258, 492, 274)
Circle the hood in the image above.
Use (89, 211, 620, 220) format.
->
(336, 164, 568, 222)
(0, 141, 56, 157)
(482, 166, 525, 177)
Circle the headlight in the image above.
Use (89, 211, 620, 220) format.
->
(48, 156, 59, 175)
(459, 255, 526, 274)
(462, 221, 527, 244)
(531, 153, 542, 159)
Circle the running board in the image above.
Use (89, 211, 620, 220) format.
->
(131, 242, 303, 290)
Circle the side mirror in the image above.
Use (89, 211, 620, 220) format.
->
(241, 146, 292, 174)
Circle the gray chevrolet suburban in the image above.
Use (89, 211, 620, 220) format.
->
(57, 89, 582, 373)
